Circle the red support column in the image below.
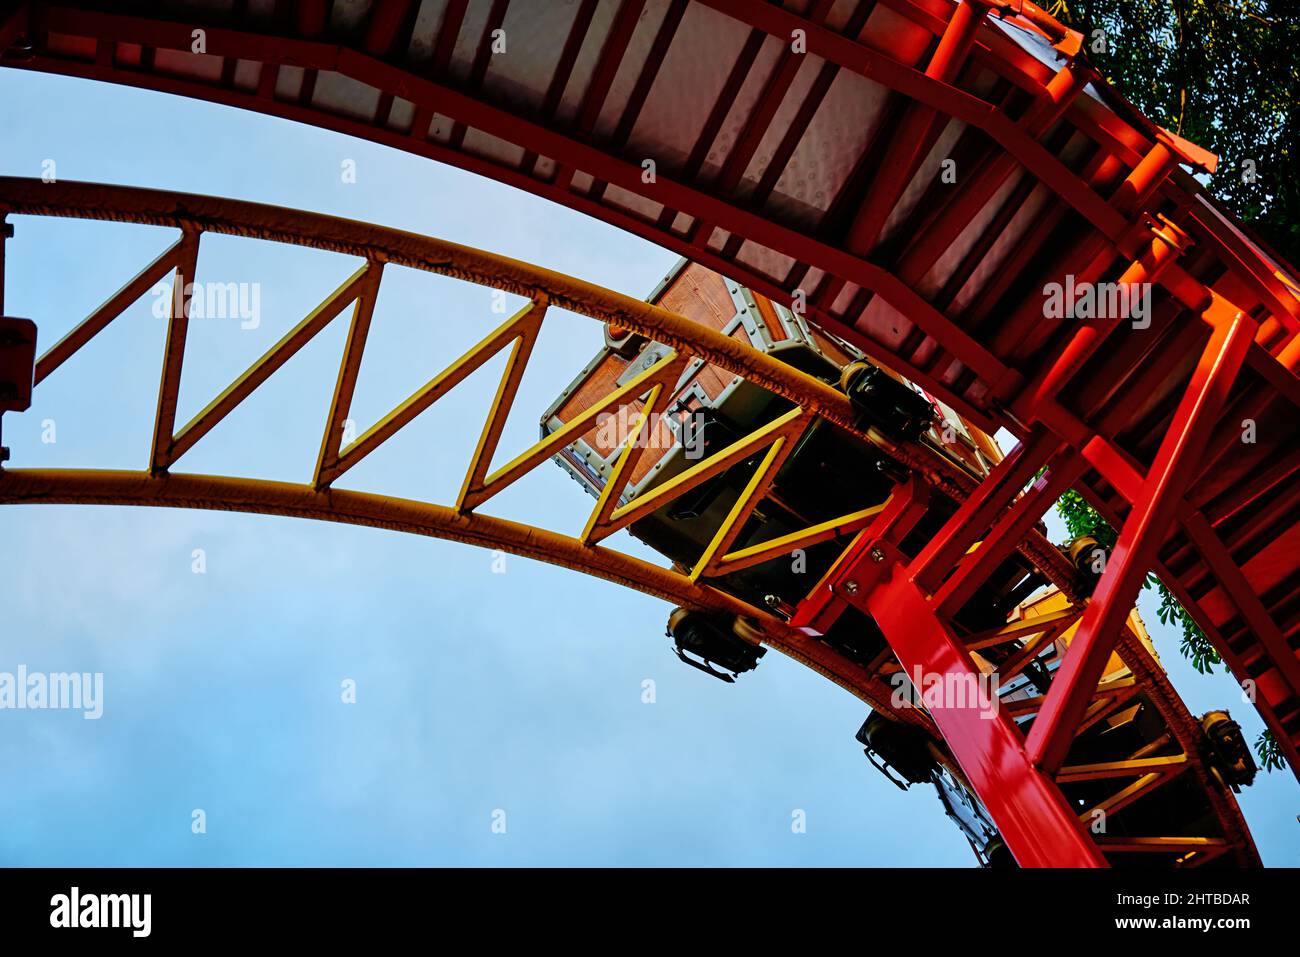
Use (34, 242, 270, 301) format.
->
(859, 554, 1107, 867)
(790, 476, 931, 635)
(933, 448, 1085, 616)
(1027, 213, 1191, 410)
(909, 424, 1056, 591)
(1027, 312, 1258, 772)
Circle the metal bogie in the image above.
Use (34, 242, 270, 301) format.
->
(666, 608, 766, 683)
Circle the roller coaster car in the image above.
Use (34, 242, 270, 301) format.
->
(541, 260, 1003, 617)
(666, 608, 765, 683)
(1200, 710, 1257, 790)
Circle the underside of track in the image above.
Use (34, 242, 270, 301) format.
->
(1, 0, 1297, 865)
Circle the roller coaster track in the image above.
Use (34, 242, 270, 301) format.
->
(0, 178, 1266, 867)
(1, 0, 1297, 865)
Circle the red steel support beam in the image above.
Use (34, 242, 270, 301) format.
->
(934, 447, 1084, 616)
(896, 61, 1090, 286)
(909, 424, 1055, 591)
(362, 0, 415, 57)
(1027, 211, 1190, 408)
(860, 553, 1106, 867)
(844, 0, 989, 256)
(1183, 511, 1300, 699)
(790, 475, 931, 635)
(1027, 312, 1257, 772)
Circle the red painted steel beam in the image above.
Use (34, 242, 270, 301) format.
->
(589, 0, 689, 202)
(519, 0, 600, 175)
(790, 476, 931, 635)
(1027, 312, 1258, 772)
(1026, 205, 1190, 410)
(974, 152, 1120, 362)
(446, 0, 510, 149)
(716, 0, 832, 195)
(17, 5, 1008, 389)
(1183, 511, 1300, 698)
(1, 1, 30, 50)
(909, 424, 1055, 591)
(732, 0, 879, 242)
(655, 26, 765, 227)
(553, 0, 645, 189)
(19, 1, 1211, 416)
(845, 0, 989, 255)
(896, 62, 1090, 287)
(296, 0, 328, 38)
(861, 554, 1106, 867)
(687, 0, 836, 250)
(362, 0, 416, 56)
(934, 447, 1084, 616)
(693, 0, 1140, 246)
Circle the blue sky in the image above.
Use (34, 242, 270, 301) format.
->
(0, 69, 1294, 866)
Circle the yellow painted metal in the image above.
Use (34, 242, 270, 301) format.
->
(600, 406, 806, 540)
(691, 436, 788, 582)
(314, 263, 384, 488)
(579, 377, 672, 545)
(149, 229, 200, 474)
(35, 235, 185, 386)
(470, 348, 687, 513)
(173, 261, 379, 466)
(457, 301, 547, 511)
(1077, 769, 1183, 821)
(963, 606, 1081, 652)
(0, 179, 1256, 867)
(715, 500, 892, 575)
(1094, 836, 1227, 851)
(321, 300, 543, 487)
(1057, 753, 1189, 783)
(0, 176, 1081, 592)
(0, 467, 924, 726)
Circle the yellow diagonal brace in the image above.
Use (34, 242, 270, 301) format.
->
(579, 373, 677, 545)
(588, 406, 806, 545)
(36, 234, 185, 386)
(455, 305, 548, 510)
(714, 500, 892, 575)
(171, 262, 379, 467)
(995, 627, 1060, 682)
(1058, 753, 1188, 783)
(963, 607, 1082, 652)
(314, 263, 386, 488)
(690, 416, 808, 581)
(149, 229, 200, 474)
(461, 348, 688, 512)
(322, 299, 545, 487)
